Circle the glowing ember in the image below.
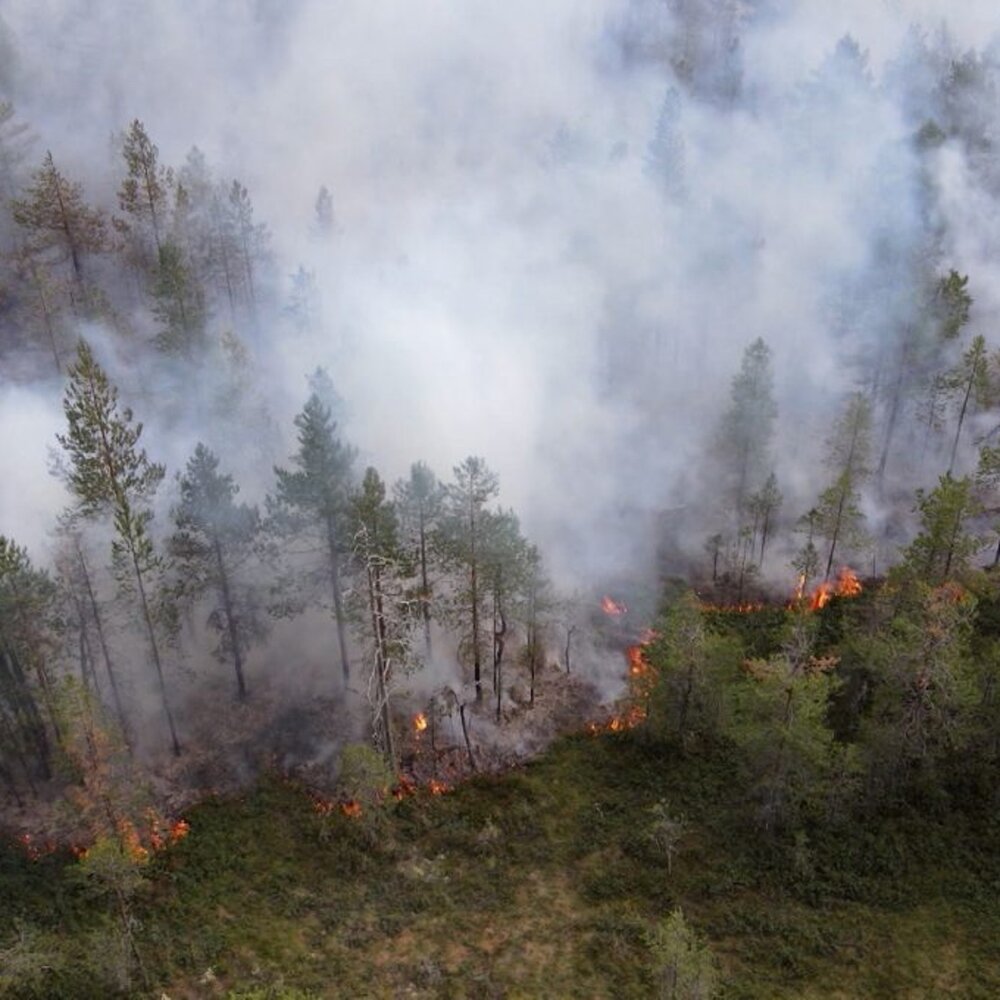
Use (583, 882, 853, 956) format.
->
(601, 595, 627, 617)
(413, 712, 428, 733)
(836, 566, 862, 597)
(169, 818, 190, 843)
(341, 800, 362, 818)
(392, 776, 417, 800)
(427, 779, 449, 795)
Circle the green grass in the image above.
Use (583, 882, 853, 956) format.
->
(2, 733, 999, 998)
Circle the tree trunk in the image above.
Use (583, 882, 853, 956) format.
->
(418, 509, 433, 660)
(131, 551, 181, 757)
(76, 544, 130, 746)
(213, 536, 247, 701)
(948, 373, 975, 476)
(326, 515, 351, 685)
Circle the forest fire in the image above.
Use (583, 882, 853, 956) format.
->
(807, 567, 862, 610)
(601, 595, 628, 617)
(588, 637, 657, 735)
(413, 712, 428, 733)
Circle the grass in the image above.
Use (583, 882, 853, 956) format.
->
(2, 731, 998, 998)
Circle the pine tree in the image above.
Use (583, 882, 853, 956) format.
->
(272, 393, 357, 685)
(0, 536, 57, 783)
(151, 242, 206, 357)
(903, 474, 981, 583)
(171, 444, 262, 701)
(814, 393, 872, 579)
(57, 340, 180, 756)
(117, 119, 171, 258)
(440, 457, 500, 703)
(349, 467, 409, 769)
(713, 338, 777, 521)
(942, 334, 991, 475)
(12, 152, 106, 288)
(394, 461, 444, 660)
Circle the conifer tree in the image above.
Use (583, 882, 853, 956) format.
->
(713, 338, 777, 520)
(440, 457, 500, 703)
(117, 119, 171, 258)
(814, 393, 872, 579)
(12, 152, 106, 288)
(349, 467, 408, 768)
(171, 444, 262, 701)
(903, 474, 981, 583)
(942, 333, 991, 475)
(394, 461, 444, 660)
(272, 393, 357, 684)
(57, 340, 180, 756)
(0, 536, 56, 781)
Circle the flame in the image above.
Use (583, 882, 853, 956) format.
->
(836, 566, 862, 597)
(340, 800, 362, 818)
(169, 819, 190, 843)
(806, 567, 862, 610)
(427, 779, 450, 795)
(601, 595, 627, 617)
(810, 580, 833, 611)
(413, 712, 428, 733)
(392, 776, 417, 800)
(588, 639, 657, 734)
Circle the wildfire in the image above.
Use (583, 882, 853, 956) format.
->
(805, 567, 862, 610)
(601, 595, 628, 617)
(413, 712, 428, 733)
(341, 800, 362, 818)
(588, 638, 657, 734)
(427, 778, 450, 795)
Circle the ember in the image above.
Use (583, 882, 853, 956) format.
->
(413, 712, 428, 733)
(341, 800, 362, 818)
(601, 595, 627, 617)
(427, 779, 450, 795)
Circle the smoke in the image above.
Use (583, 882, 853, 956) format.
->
(3, 0, 1000, 593)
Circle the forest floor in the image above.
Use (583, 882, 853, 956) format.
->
(2, 730, 998, 998)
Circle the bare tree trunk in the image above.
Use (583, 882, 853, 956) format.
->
(213, 536, 247, 701)
(326, 515, 351, 685)
(458, 702, 476, 772)
(131, 551, 181, 757)
(76, 543, 130, 746)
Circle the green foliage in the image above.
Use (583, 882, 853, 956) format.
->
(11, 151, 106, 282)
(727, 617, 844, 831)
(151, 241, 206, 356)
(57, 340, 165, 589)
(645, 908, 718, 1000)
(935, 269, 972, 341)
(813, 392, 872, 578)
(714, 337, 777, 518)
(171, 443, 263, 696)
(272, 394, 356, 527)
(857, 581, 979, 808)
(646, 592, 736, 745)
(903, 474, 982, 583)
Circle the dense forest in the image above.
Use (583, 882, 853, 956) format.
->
(1, 1, 1000, 996)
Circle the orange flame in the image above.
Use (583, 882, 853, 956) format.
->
(810, 581, 833, 611)
(413, 712, 428, 733)
(806, 567, 862, 610)
(601, 595, 627, 617)
(427, 779, 450, 795)
(836, 566, 862, 597)
(341, 800, 362, 818)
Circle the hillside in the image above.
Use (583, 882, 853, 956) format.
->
(3, 723, 998, 998)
